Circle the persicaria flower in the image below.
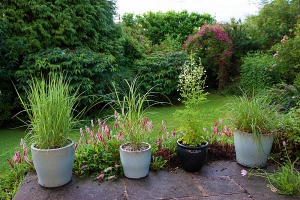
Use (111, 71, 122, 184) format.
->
(103, 167, 112, 173)
(172, 128, 176, 137)
(23, 147, 32, 164)
(80, 165, 88, 170)
(107, 175, 115, 180)
(96, 173, 104, 182)
(13, 151, 22, 163)
(219, 118, 222, 124)
(241, 169, 248, 176)
(282, 141, 286, 146)
(74, 142, 78, 149)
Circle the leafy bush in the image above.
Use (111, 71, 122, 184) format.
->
(265, 82, 299, 109)
(183, 23, 233, 90)
(276, 107, 300, 161)
(244, 0, 300, 50)
(1, 139, 33, 199)
(271, 22, 300, 83)
(73, 120, 123, 181)
(246, 143, 300, 197)
(239, 51, 282, 94)
(174, 54, 209, 146)
(15, 47, 116, 107)
(0, 16, 22, 127)
(135, 51, 187, 96)
(2, 0, 118, 54)
(128, 10, 215, 45)
(73, 118, 180, 180)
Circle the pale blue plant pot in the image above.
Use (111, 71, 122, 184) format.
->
(120, 142, 151, 179)
(234, 130, 274, 168)
(31, 140, 75, 187)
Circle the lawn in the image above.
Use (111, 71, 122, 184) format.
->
(0, 94, 235, 178)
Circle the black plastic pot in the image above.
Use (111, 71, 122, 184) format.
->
(176, 140, 208, 172)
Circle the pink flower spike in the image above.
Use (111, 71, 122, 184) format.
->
(219, 118, 223, 124)
(23, 148, 32, 164)
(241, 169, 248, 176)
(80, 128, 84, 138)
(20, 138, 26, 149)
(271, 187, 277, 192)
(107, 175, 115, 180)
(91, 119, 94, 127)
(172, 128, 176, 137)
(80, 165, 88, 170)
(282, 141, 286, 146)
(96, 173, 104, 182)
(103, 167, 112, 173)
(74, 142, 78, 150)
(13, 151, 21, 163)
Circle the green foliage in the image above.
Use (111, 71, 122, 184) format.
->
(203, 119, 234, 146)
(239, 51, 282, 94)
(271, 21, 300, 83)
(227, 92, 279, 135)
(177, 120, 207, 146)
(183, 23, 233, 90)
(0, 16, 21, 127)
(0, 162, 33, 199)
(0, 139, 33, 199)
(277, 107, 300, 160)
(248, 145, 300, 197)
(15, 47, 116, 106)
(265, 82, 299, 108)
(244, 0, 300, 49)
(223, 19, 260, 81)
(294, 73, 300, 90)
(15, 73, 81, 149)
(174, 54, 209, 146)
(1, 0, 122, 126)
(1, 0, 118, 54)
(135, 51, 187, 96)
(125, 10, 215, 45)
(150, 156, 167, 171)
(107, 77, 161, 150)
(73, 120, 123, 181)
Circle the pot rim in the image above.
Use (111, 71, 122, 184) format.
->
(31, 139, 74, 151)
(120, 142, 151, 152)
(234, 129, 274, 137)
(177, 140, 208, 149)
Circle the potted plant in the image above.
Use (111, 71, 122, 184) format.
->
(227, 92, 279, 168)
(174, 54, 209, 172)
(16, 73, 81, 187)
(108, 77, 160, 179)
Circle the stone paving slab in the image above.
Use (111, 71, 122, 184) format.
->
(13, 161, 298, 200)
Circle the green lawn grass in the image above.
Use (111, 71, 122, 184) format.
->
(0, 128, 27, 178)
(0, 94, 235, 178)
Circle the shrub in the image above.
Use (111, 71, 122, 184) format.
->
(15, 47, 116, 107)
(183, 23, 233, 90)
(271, 24, 300, 83)
(73, 120, 123, 181)
(265, 82, 299, 109)
(239, 51, 282, 94)
(135, 51, 187, 96)
(276, 107, 300, 161)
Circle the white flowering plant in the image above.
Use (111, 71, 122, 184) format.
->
(174, 53, 209, 146)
